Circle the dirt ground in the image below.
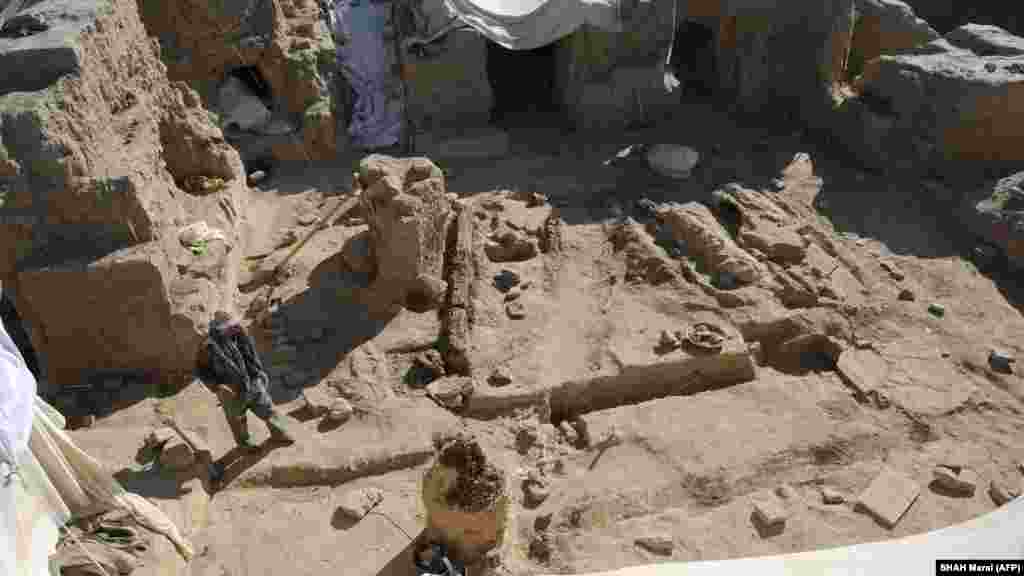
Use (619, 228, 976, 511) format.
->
(69, 97, 1024, 576)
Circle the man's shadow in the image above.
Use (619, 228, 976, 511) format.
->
(117, 435, 282, 496)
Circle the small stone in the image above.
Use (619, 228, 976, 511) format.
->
(988, 350, 1015, 374)
(338, 487, 384, 520)
(493, 269, 521, 292)
(426, 376, 474, 410)
(770, 178, 786, 192)
(775, 484, 798, 500)
(248, 170, 267, 185)
(146, 427, 176, 449)
(522, 478, 550, 508)
(297, 211, 319, 226)
(488, 368, 512, 387)
(658, 329, 680, 350)
(928, 303, 945, 318)
(506, 300, 526, 319)
(821, 487, 845, 505)
(898, 288, 916, 301)
(635, 535, 674, 556)
(159, 438, 196, 472)
(752, 495, 789, 531)
(324, 398, 354, 424)
(932, 466, 978, 496)
(989, 479, 1021, 507)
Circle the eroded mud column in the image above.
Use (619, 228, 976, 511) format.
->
(359, 155, 452, 312)
(422, 433, 510, 563)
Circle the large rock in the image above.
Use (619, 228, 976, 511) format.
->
(849, 0, 939, 72)
(843, 24, 1024, 171)
(656, 202, 762, 285)
(963, 171, 1024, 269)
(359, 155, 452, 312)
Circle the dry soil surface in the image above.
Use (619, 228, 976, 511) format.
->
(70, 100, 1024, 576)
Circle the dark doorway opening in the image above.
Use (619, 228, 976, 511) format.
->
(0, 291, 40, 380)
(485, 39, 561, 128)
(671, 20, 718, 99)
(227, 65, 273, 106)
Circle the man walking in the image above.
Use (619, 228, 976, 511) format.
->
(335, 0, 403, 153)
(197, 312, 295, 449)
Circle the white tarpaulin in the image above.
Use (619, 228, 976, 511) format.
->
(2, 316, 59, 576)
(439, 0, 621, 50)
(1, 314, 194, 575)
(0, 307, 34, 470)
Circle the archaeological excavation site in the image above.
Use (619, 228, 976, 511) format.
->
(1, 0, 1023, 574)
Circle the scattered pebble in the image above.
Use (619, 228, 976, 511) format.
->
(635, 535, 674, 556)
(775, 484, 798, 500)
(247, 170, 267, 185)
(988, 350, 1015, 374)
(338, 487, 384, 521)
(493, 269, 521, 292)
(928, 303, 945, 318)
(506, 300, 527, 319)
(821, 487, 845, 505)
(932, 466, 978, 496)
(898, 288, 916, 301)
